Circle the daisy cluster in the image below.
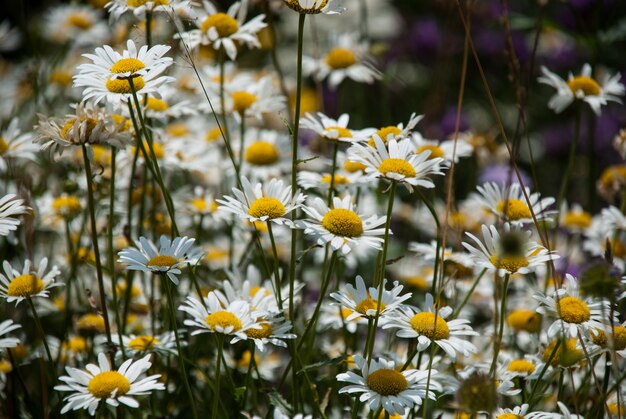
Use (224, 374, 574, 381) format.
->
(0, 0, 626, 418)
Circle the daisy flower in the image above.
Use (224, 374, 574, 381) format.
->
(300, 112, 374, 143)
(538, 63, 625, 115)
(239, 129, 291, 180)
(559, 202, 592, 233)
(43, 4, 109, 48)
(476, 182, 555, 225)
(367, 113, 423, 146)
(180, 1, 267, 60)
(55, 353, 164, 415)
(300, 194, 387, 254)
(297, 169, 363, 192)
(330, 275, 411, 320)
(0, 194, 29, 236)
(494, 404, 531, 419)
(349, 136, 445, 192)
(235, 314, 296, 352)
(106, 0, 192, 21)
(534, 273, 612, 338)
(589, 320, 626, 358)
(0, 117, 38, 171)
(112, 332, 178, 357)
(117, 236, 202, 285)
(305, 33, 381, 89)
(381, 294, 478, 360)
(462, 223, 557, 276)
(0, 258, 62, 305)
(217, 176, 306, 226)
(73, 40, 174, 105)
(178, 291, 262, 341)
(411, 131, 474, 165)
(283, 0, 345, 15)
(0, 319, 21, 349)
(217, 76, 286, 121)
(336, 355, 440, 416)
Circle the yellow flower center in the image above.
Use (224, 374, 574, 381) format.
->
(52, 195, 82, 217)
(245, 141, 279, 165)
(145, 97, 169, 112)
(245, 323, 273, 339)
(608, 403, 623, 417)
(67, 13, 93, 30)
(249, 286, 271, 297)
(201, 13, 239, 37)
(8, 344, 28, 360)
(558, 296, 590, 324)
(324, 125, 352, 139)
(567, 76, 600, 96)
(128, 0, 170, 6)
(284, 0, 328, 13)
(77, 314, 106, 333)
(496, 414, 522, 419)
(344, 160, 366, 173)
(489, 254, 529, 274)
(110, 58, 146, 75)
(409, 312, 450, 340)
(366, 368, 408, 396)
(205, 311, 242, 332)
(325, 48, 356, 70)
(88, 371, 131, 399)
(166, 123, 189, 138)
(231, 91, 257, 114)
(7, 274, 45, 297)
(321, 174, 350, 185)
(369, 126, 402, 146)
(563, 211, 592, 229)
(506, 310, 542, 333)
(591, 326, 626, 350)
(403, 275, 429, 291)
(128, 335, 159, 351)
(63, 336, 88, 353)
(496, 199, 531, 220)
(50, 70, 73, 86)
(206, 127, 222, 142)
(543, 338, 583, 367)
(0, 137, 8, 155)
(146, 255, 178, 267)
(507, 359, 535, 374)
(111, 114, 131, 131)
(0, 360, 12, 374)
(61, 118, 98, 141)
(416, 145, 445, 159)
(321, 208, 363, 237)
(355, 297, 385, 316)
(248, 197, 286, 219)
(236, 350, 260, 368)
(190, 198, 214, 213)
(378, 158, 416, 178)
(106, 76, 145, 94)
(132, 140, 164, 159)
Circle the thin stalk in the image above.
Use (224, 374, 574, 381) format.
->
(452, 268, 487, 317)
(27, 297, 53, 364)
(266, 222, 284, 310)
(238, 116, 245, 174)
(326, 141, 339, 207)
(490, 274, 510, 375)
(212, 334, 224, 419)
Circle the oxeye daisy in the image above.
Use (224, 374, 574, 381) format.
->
(112, 332, 178, 356)
(301, 112, 374, 143)
(329, 275, 411, 320)
(216, 176, 306, 226)
(0, 319, 21, 349)
(538, 63, 625, 115)
(297, 169, 363, 193)
(0, 117, 38, 171)
(43, 4, 108, 47)
(367, 113, 423, 146)
(348, 136, 445, 192)
(178, 291, 262, 341)
(411, 131, 474, 165)
(559, 202, 592, 233)
(73, 40, 174, 105)
(239, 129, 290, 180)
(0, 258, 62, 305)
(589, 320, 626, 357)
(534, 273, 611, 338)
(462, 223, 557, 276)
(0, 194, 29, 237)
(283, 0, 345, 15)
(105, 0, 192, 21)
(476, 182, 555, 225)
(54, 353, 165, 415)
(234, 314, 296, 352)
(494, 404, 531, 419)
(300, 194, 387, 254)
(336, 355, 440, 416)
(217, 76, 286, 121)
(381, 294, 478, 360)
(117, 236, 202, 285)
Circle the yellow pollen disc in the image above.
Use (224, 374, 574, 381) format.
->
(489, 254, 529, 274)
(369, 126, 402, 146)
(378, 158, 416, 178)
(128, 335, 159, 350)
(0, 138, 7, 155)
(496, 199, 531, 220)
(506, 310, 542, 333)
(111, 114, 131, 131)
(50, 70, 72, 86)
(248, 197, 286, 219)
(7, 274, 45, 297)
(110, 58, 146, 74)
(366, 368, 408, 396)
(324, 125, 352, 139)
(344, 160, 366, 173)
(128, 0, 147, 6)
(340, 307, 355, 320)
(88, 371, 131, 399)
(8, 344, 28, 360)
(190, 198, 209, 213)
(65, 336, 88, 353)
(145, 97, 169, 112)
(201, 13, 239, 37)
(106, 76, 145, 94)
(205, 311, 242, 332)
(77, 314, 106, 333)
(206, 127, 222, 142)
(567, 76, 600, 96)
(507, 359, 535, 374)
(321, 208, 363, 237)
(591, 326, 626, 350)
(132, 141, 164, 159)
(608, 403, 623, 416)
(0, 360, 12, 374)
(321, 174, 349, 185)
(355, 297, 385, 316)
(245, 141, 279, 165)
(563, 211, 592, 229)
(52, 195, 82, 217)
(325, 48, 357, 69)
(417, 144, 445, 159)
(543, 338, 582, 367)
(147, 255, 178, 267)
(558, 296, 590, 324)
(231, 91, 257, 114)
(409, 312, 450, 340)
(245, 323, 273, 339)
(403, 276, 429, 291)
(61, 118, 98, 141)
(249, 286, 271, 297)
(496, 414, 522, 419)
(67, 13, 93, 30)
(165, 123, 188, 138)
(236, 350, 260, 368)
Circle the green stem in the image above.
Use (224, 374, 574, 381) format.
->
(326, 141, 339, 207)
(212, 334, 224, 419)
(452, 268, 487, 317)
(27, 297, 53, 364)
(266, 222, 284, 310)
(490, 274, 510, 375)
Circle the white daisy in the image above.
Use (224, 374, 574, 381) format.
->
(494, 404, 531, 418)
(525, 401, 584, 419)
(234, 314, 296, 352)
(476, 182, 555, 225)
(54, 353, 165, 415)
(348, 136, 445, 192)
(217, 176, 306, 226)
(336, 355, 440, 416)
(0, 194, 29, 237)
(297, 169, 363, 193)
(538, 63, 625, 115)
(588, 320, 626, 359)
(239, 128, 291, 181)
(106, 0, 192, 21)
(410, 131, 474, 165)
(367, 113, 423, 145)
(534, 273, 612, 338)
(283, 0, 345, 15)
(330, 275, 411, 320)
(300, 194, 387, 254)
(43, 5, 109, 48)
(381, 294, 478, 360)
(0, 258, 62, 305)
(111, 332, 178, 357)
(300, 112, 374, 143)
(117, 236, 202, 285)
(216, 75, 286, 121)
(0, 319, 20, 349)
(0, 117, 38, 171)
